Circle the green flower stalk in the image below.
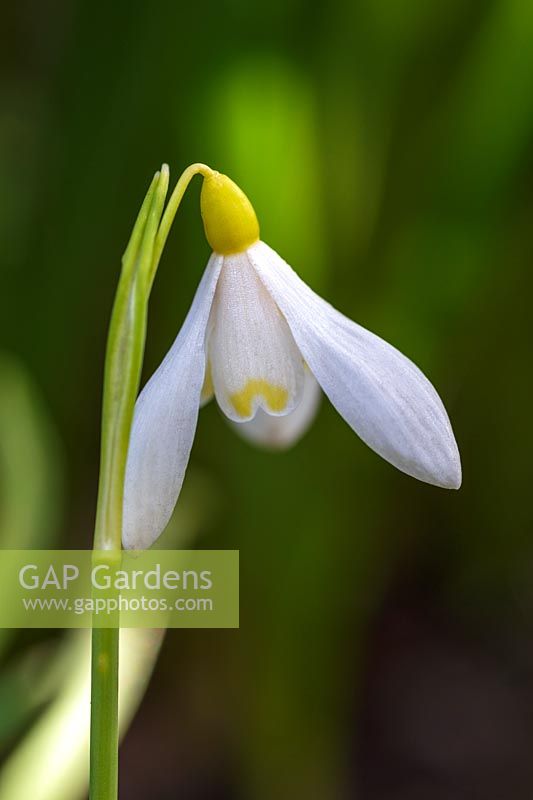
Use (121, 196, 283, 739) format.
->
(93, 169, 168, 554)
(90, 167, 168, 800)
(90, 161, 215, 799)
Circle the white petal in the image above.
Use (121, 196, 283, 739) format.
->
(199, 359, 214, 407)
(122, 254, 223, 550)
(207, 251, 305, 422)
(232, 367, 321, 449)
(250, 241, 461, 489)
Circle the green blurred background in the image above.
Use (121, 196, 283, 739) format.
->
(2, 0, 533, 798)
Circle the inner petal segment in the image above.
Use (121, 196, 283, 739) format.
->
(206, 251, 304, 422)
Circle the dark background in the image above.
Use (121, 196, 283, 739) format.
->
(1, 1, 533, 798)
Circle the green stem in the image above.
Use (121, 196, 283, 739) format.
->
(150, 162, 211, 288)
(90, 627, 119, 799)
(93, 170, 166, 552)
(89, 162, 208, 799)
(89, 170, 168, 800)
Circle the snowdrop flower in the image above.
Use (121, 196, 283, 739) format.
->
(123, 169, 461, 549)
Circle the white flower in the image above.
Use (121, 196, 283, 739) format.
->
(123, 170, 461, 549)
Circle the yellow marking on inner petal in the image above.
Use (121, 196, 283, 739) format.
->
(200, 362, 214, 404)
(230, 379, 288, 419)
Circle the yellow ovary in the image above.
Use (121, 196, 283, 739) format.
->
(230, 379, 288, 419)
(200, 172, 260, 255)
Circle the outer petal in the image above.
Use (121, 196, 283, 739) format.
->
(231, 367, 321, 450)
(249, 241, 461, 489)
(207, 251, 305, 422)
(123, 254, 223, 549)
